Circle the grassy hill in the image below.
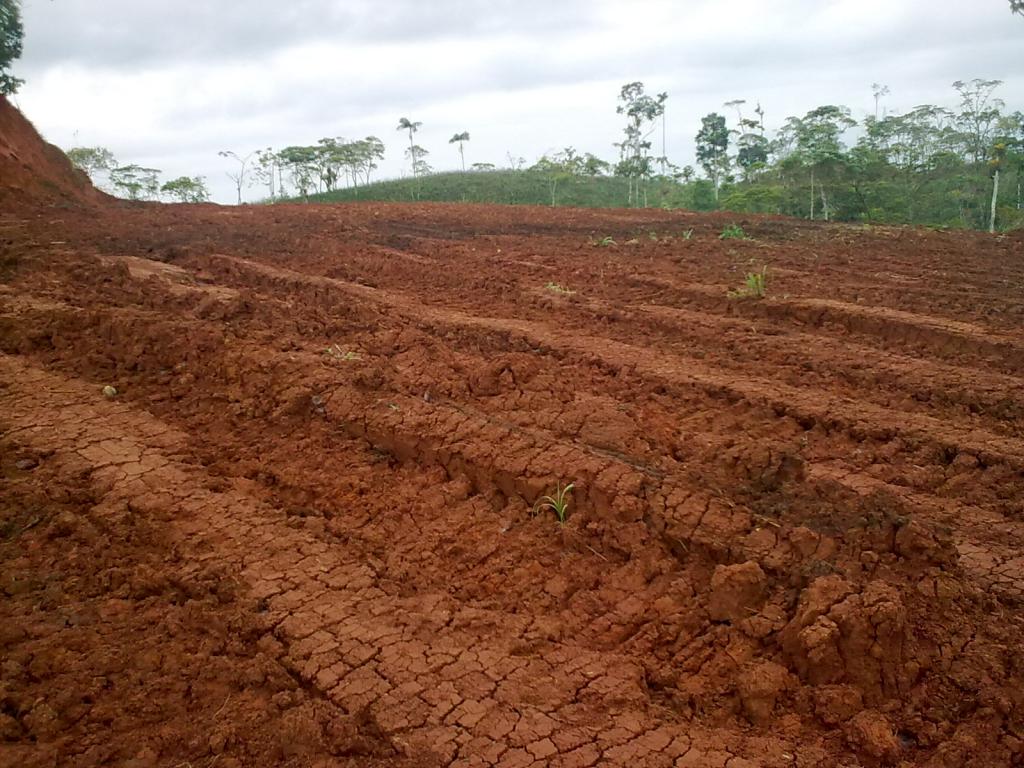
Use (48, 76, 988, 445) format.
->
(303, 170, 688, 209)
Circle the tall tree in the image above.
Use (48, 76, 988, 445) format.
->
(736, 120, 769, 180)
(782, 105, 856, 220)
(449, 131, 470, 172)
(405, 145, 431, 177)
(277, 145, 319, 200)
(397, 117, 423, 177)
(254, 148, 284, 200)
(615, 82, 667, 206)
(0, 0, 23, 95)
(218, 150, 257, 205)
(724, 99, 746, 125)
(695, 113, 730, 201)
(1012, 0, 1022, 14)
(953, 79, 1004, 164)
(871, 83, 891, 120)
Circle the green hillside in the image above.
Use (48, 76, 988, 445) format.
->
(303, 170, 686, 209)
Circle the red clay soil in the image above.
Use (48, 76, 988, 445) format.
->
(0, 97, 108, 210)
(2, 103, 1024, 767)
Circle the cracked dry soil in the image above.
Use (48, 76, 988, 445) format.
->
(2, 96, 1024, 767)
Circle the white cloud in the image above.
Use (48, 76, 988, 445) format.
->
(9, 0, 1024, 203)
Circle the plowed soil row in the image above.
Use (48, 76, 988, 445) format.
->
(2, 198, 1023, 768)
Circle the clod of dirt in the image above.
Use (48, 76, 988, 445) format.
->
(813, 684, 865, 726)
(894, 518, 956, 566)
(708, 561, 768, 622)
(845, 710, 902, 764)
(782, 577, 910, 702)
(736, 660, 793, 725)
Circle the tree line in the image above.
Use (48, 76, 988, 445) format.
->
(5, 0, 1023, 228)
(62, 77, 1024, 232)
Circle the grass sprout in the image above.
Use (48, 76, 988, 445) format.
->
(728, 265, 769, 299)
(719, 224, 748, 240)
(534, 482, 575, 525)
(545, 282, 575, 295)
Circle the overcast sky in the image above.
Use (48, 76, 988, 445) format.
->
(8, 0, 1024, 203)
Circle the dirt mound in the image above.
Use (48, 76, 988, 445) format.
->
(0, 97, 107, 209)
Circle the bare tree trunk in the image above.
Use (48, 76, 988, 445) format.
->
(820, 185, 829, 222)
(809, 169, 815, 221)
(661, 111, 667, 176)
(990, 168, 1000, 234)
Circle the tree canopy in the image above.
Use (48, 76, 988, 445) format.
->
(0, 0, 23, 95)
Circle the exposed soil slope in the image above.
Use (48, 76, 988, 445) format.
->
(2, 105, 1024, 768)
(0, 96, 107, 209)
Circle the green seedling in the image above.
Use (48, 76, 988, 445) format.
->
(719, 224, 748, 240)
(545, 282, 575, 295)
(325, 344, 361, 361)
(681, 228, 694, 240)
(728, 265, 769, 299)
(592, 235, 616, 247)
(534, 482, 575, 525)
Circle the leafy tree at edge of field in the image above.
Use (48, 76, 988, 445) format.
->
(66, 147, 118, 188)
(161, 176, 210, 203)
(695, 113, 730, 201)
(615, 81, 667, 207)
(0, 0, 23, 96)
(109, 164, 161, 201)
(218, 150, 257, 205)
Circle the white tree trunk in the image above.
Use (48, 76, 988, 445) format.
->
(990, 168, 1000, 234)
(809, 169, 815, 221)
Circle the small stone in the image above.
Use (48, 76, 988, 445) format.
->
(102, 385, 118, 399)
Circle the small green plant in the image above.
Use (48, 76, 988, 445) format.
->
(728, 265, 769, 299)
(592, 235, 616, 247)
(534, 482, 575, 525)
(325, 344, 361, 361)
(719, 224, 748, 240)
(545, 282, 575, 295)
(647, 230, 659, 241)
(681, 228, 694, 240)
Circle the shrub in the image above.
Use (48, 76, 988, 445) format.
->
(728, 266, 768, 299)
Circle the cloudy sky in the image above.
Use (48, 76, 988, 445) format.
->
(8, 0, 1024, 203)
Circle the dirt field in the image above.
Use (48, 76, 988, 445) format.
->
(2, 98, 1024, 767)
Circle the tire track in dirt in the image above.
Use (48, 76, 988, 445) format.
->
(0, 354, 802, 767)
(201, 252, 1024, 473)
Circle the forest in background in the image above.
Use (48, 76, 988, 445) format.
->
(3, 0, 1021, 230)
